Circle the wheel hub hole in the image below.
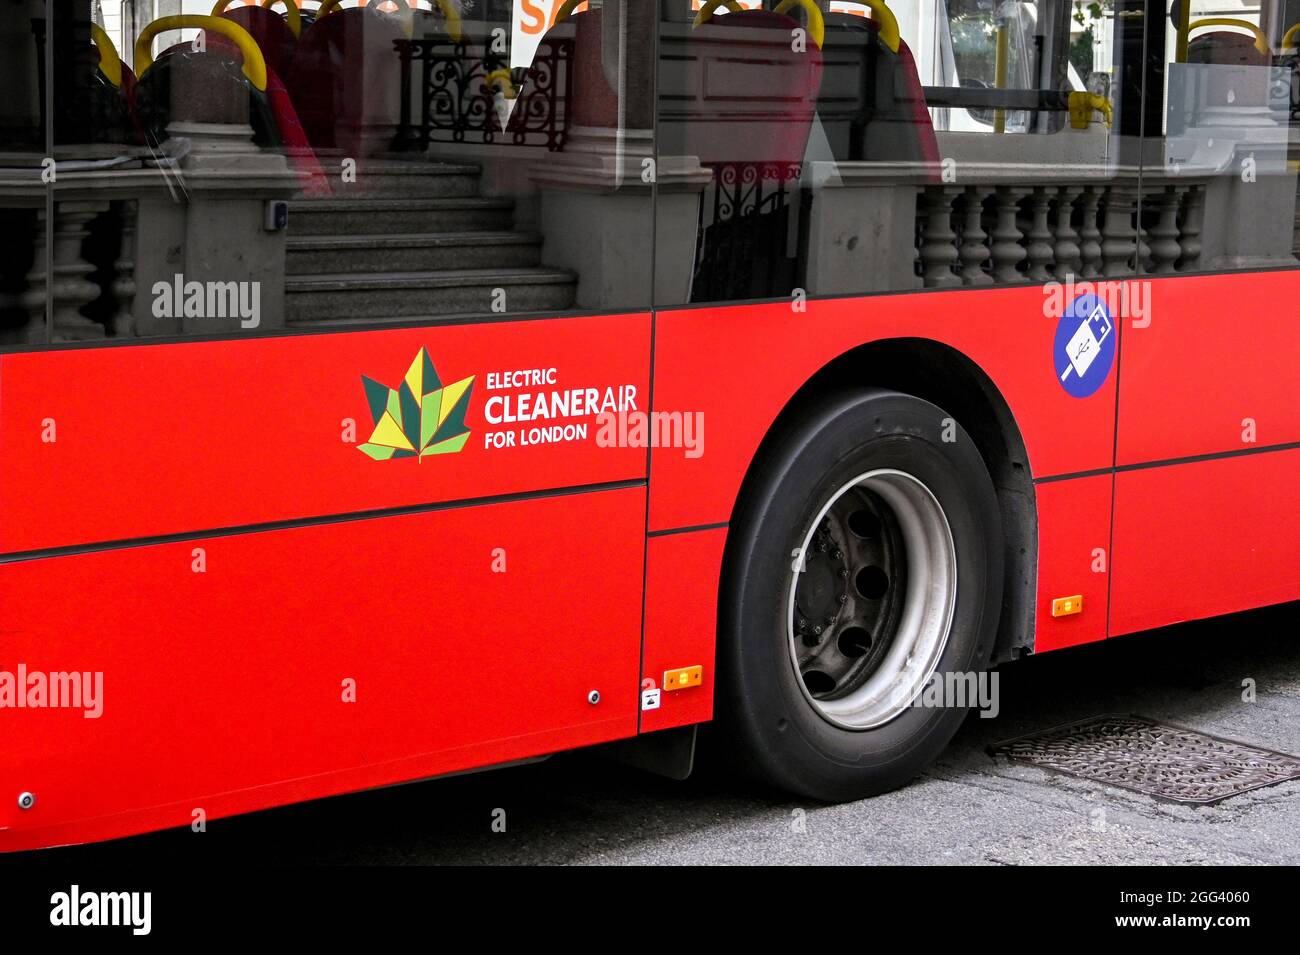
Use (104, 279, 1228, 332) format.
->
(837, 626, 873, 658)
(847, 508, 882, 539)
(855, 565, 890, 600)
(801, 670, 836, 696)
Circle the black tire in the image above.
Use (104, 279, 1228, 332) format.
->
(718, 388, 1004, 802)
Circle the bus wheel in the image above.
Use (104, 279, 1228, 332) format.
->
(719, 388, 1004, 802)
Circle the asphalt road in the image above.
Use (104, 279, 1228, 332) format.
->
(9, 603, 1300, 865)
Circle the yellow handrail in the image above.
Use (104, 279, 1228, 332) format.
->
(485, 67, 517, 100)
(427, 0, 464, 43)
(261, 0, 303, 37)
(135, 14, 268, 91)
(90, 23, 123, 87)
(692, 0, 748, 30)
(772, 0, 826, 49)
(1175, 0, 1190, 62)
(1186, 17, 1270, 58)
(820, 0, 900, 53)
(1281, 22, 1300, 51)
(1068, 91, 1112, 128)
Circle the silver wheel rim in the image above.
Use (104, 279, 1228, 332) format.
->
(786, 468, 958, 730)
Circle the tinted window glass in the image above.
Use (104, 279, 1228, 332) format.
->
(19, 0, 654, 346)
(1143, 0, 1300, 275)
(1, 1, 48, 346)
(657, 0, 1146, 305)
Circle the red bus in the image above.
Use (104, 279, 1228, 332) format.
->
(2, 0, 1298, 851)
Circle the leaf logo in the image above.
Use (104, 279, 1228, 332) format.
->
(358, 348, 474, 461)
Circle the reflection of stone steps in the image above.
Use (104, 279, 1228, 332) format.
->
(286, 268, 577, 322)
(291, 198, 517, 236)
(288, 231, 544, 274)
(286, 160, 575, 325)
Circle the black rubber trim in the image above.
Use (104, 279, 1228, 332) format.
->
(1034, 440, 1300, 485)
(647, 521, 730, 538)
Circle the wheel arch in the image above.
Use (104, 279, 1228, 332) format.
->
(722, 336, 1037, 663)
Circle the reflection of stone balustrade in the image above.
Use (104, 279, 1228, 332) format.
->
(804, 161, 1231, 295)
(915, 177, 1209, 288)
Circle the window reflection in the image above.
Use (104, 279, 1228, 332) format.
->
(1, 0, 655, 347)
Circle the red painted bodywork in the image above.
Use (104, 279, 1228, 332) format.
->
(0, 487, 645, 852)
(1031, 475, 1112, 653)
(1116, 271, 1300, 464)
(648, 286, 1120, 533)
(639, 528, 727, 734)
(3, 270, 1297, 850)
(0, 313, 650, 553)
(1110, 450, 1300, 636)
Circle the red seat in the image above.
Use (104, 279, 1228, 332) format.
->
(286, 8, 406, 157)
(218, 6, 299, 78)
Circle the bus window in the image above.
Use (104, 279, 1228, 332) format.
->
(14, 0, 654, 345)
(657, 0, 1146, 304)
(0, 3, 47, 347)
(1144, 0, 1300, 274)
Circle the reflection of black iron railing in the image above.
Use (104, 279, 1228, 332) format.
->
(691, 161, 807, 303)
(393, 38, 572, 152)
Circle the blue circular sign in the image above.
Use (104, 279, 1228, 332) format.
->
(1054, 293, 1116, 398)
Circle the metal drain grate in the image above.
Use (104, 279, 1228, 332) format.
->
(992, 715, 1300, 804)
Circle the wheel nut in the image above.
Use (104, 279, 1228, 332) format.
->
(838, 594, 848, 603)
(813, 625, 823, 635)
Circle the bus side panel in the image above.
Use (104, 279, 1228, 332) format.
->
(648, 288, 1119, 534)
(1116, 271, 1300, 465)
(0, 313, 650, 555)
(1032, 475, 1113, 652)
(639, 527, 726, 733)
(0, 487, 645, 853)
(1110, 450, 1300, 636)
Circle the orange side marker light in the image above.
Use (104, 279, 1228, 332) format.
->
(663, 666, 703, 691)
(1051, 595, 1084, 618)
